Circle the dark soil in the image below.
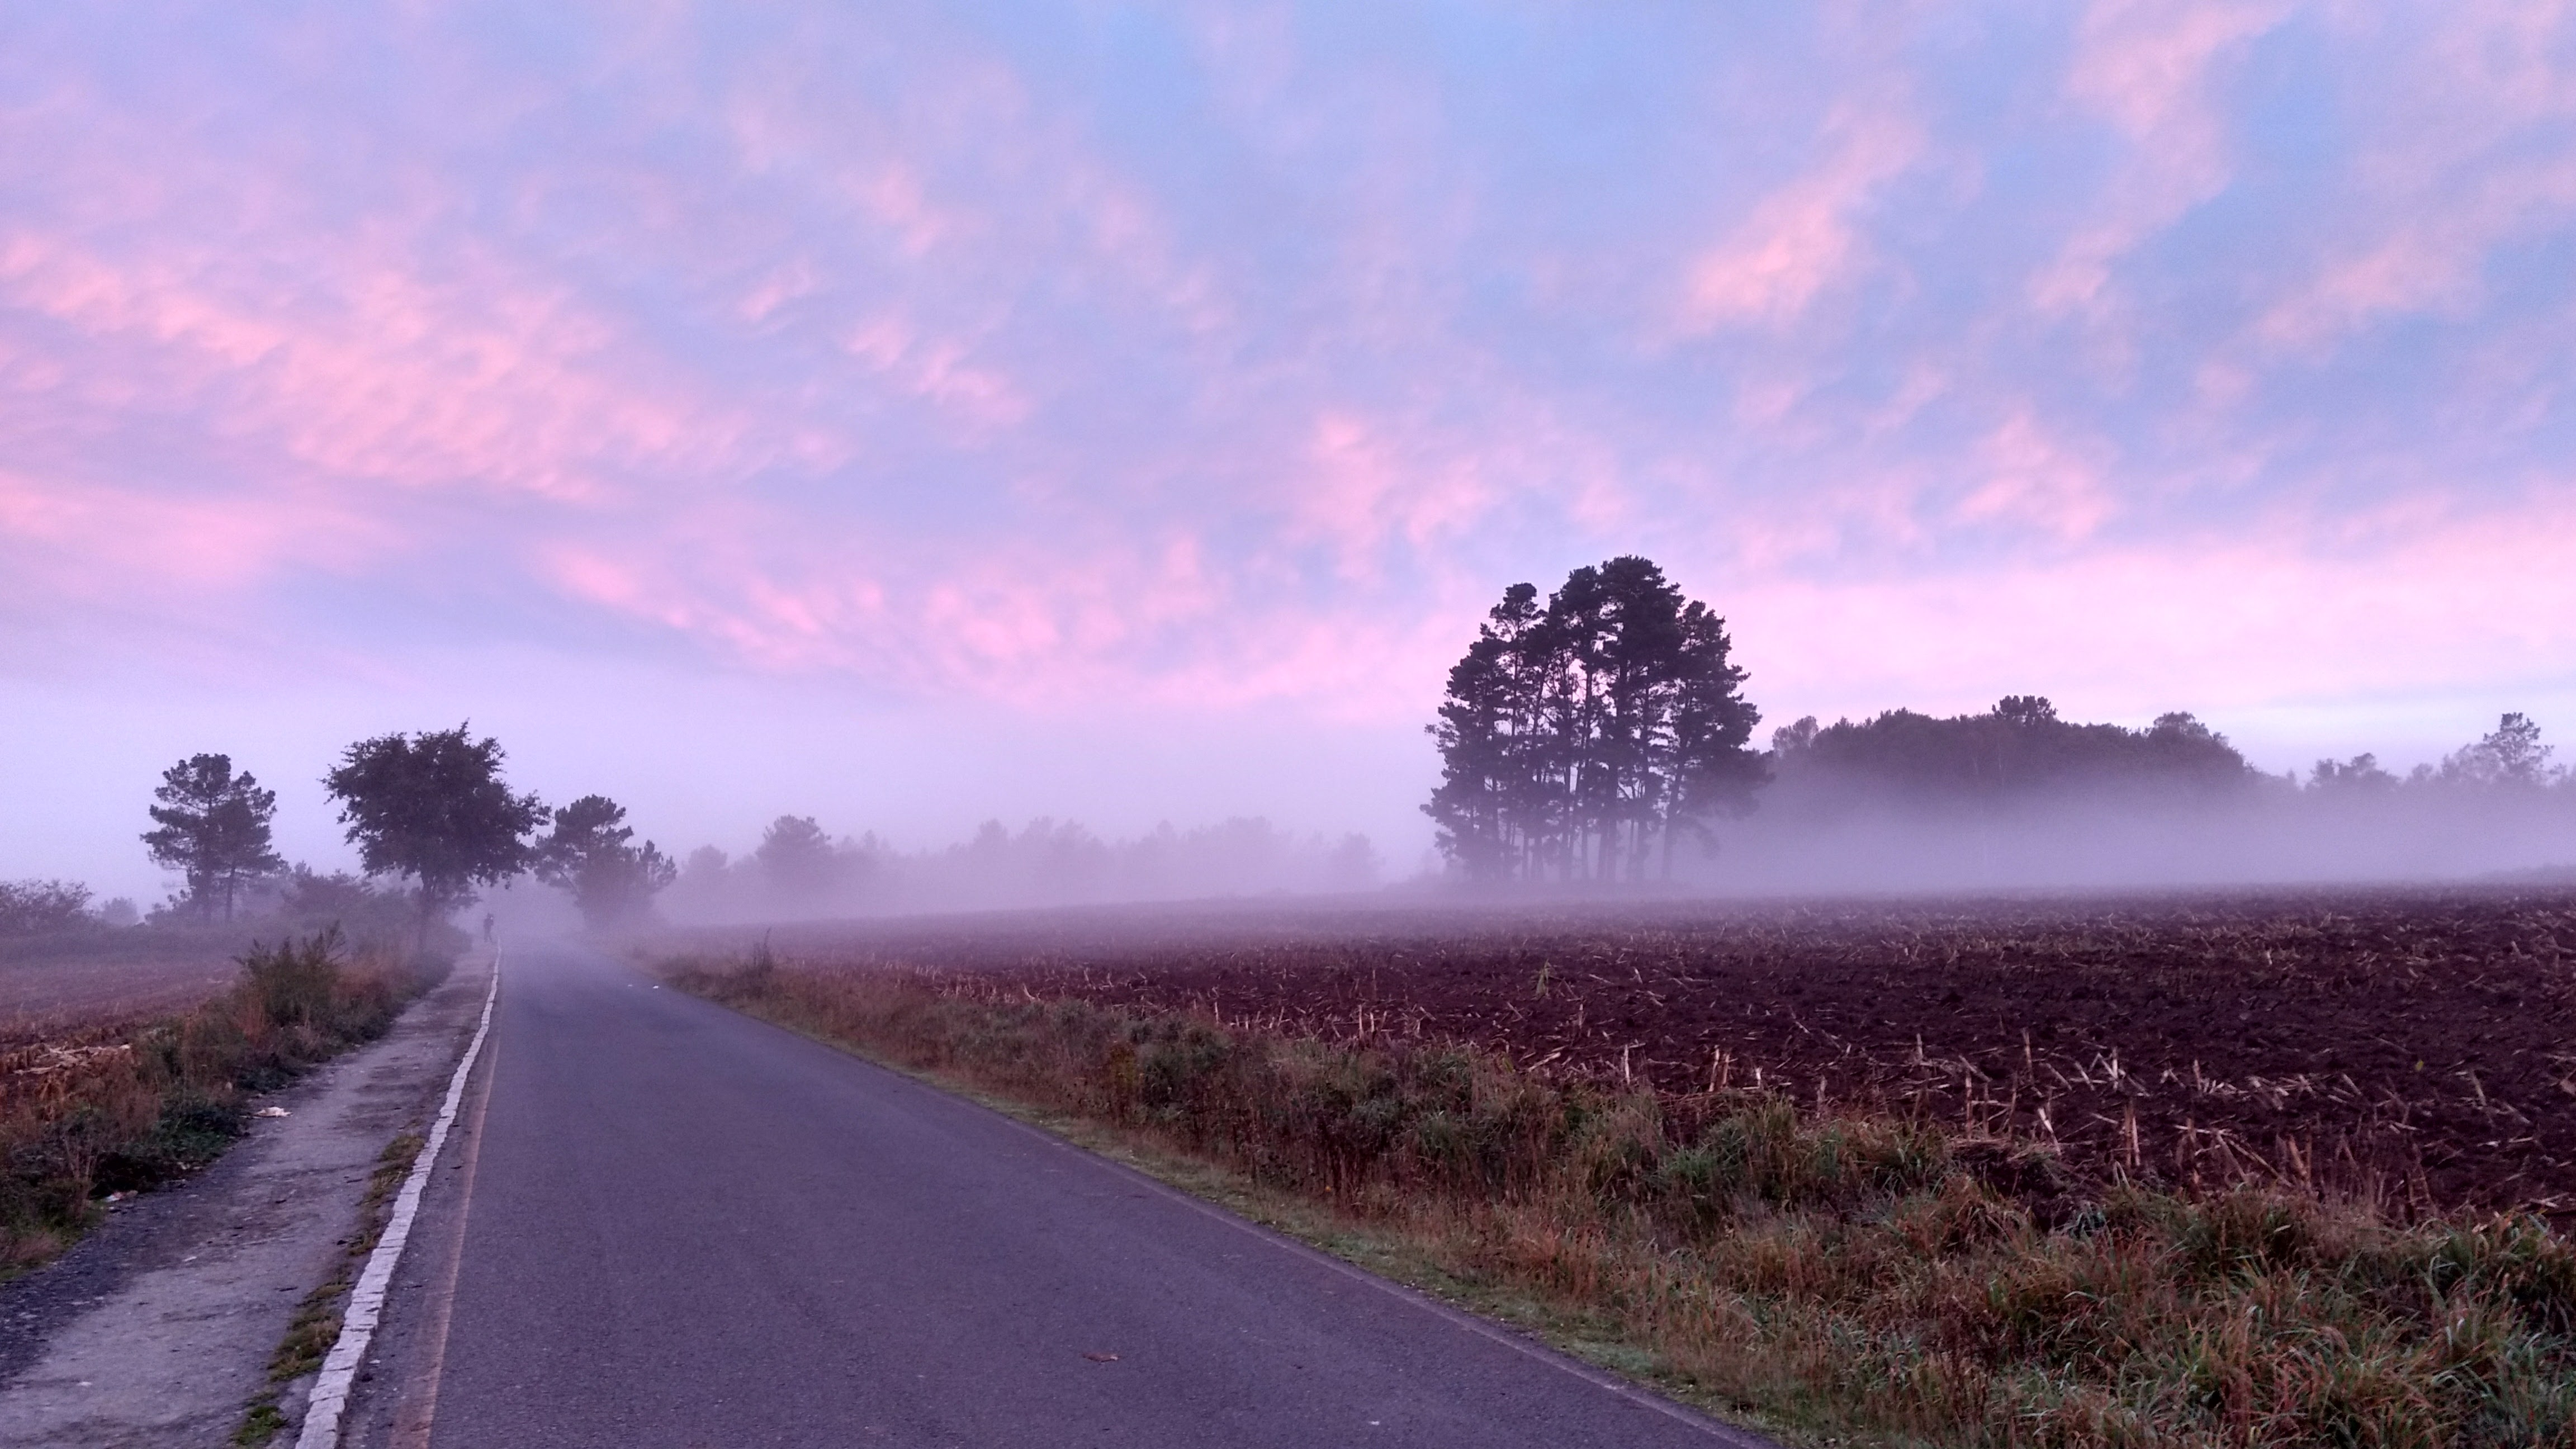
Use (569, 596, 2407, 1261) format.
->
(724, 886, 2576, 1215)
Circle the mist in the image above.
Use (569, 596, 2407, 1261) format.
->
(630, 815, 1387, 927)
(541, 704, 2576, 934)
(1684, 787, 2576, 897)
(1429, 700, 2576, 906)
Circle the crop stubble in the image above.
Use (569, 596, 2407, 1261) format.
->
(756, 887, 2576, 1215)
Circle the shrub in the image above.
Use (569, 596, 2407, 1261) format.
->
(0, 930, 432, 1275)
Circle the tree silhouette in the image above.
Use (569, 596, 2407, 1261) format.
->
(756, 815, 844, 901)
(1766, 699, 2254, 813)
(535, 795, 679, 930)
(1426, 558, 1763, 882)
(2441, 713, 2557, 788)
(2309, 753, 2398, 793)
(324, 724, 545, 947)
(141, 754, 283, 921)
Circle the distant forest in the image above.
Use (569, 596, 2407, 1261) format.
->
(658, 815, 1381, 924)
(1429, 557, 2574, 885)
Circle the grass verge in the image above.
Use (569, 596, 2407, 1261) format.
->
(0, 927, 439, 1277)
(672, 945, 2576, 1449)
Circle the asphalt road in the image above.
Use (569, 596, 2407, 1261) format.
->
(415, 943, 1765, 1448)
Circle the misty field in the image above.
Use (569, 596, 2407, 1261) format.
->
(716, 886, 2576, 1216)
(0, 925, 270, 1041)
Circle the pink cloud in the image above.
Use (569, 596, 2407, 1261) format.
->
(2253, 4, 2576, 351)
(843, 312, 1029, 428)
(2031, 0, 2289, 320)
(1681, 105, 1924, 332)
(1291, 411, 1492, 576)
(0, 466, 391, 609)
(4, 1, 2571, 775)
(1956, 411, 2118, 541)
(0, 227, 763, 505)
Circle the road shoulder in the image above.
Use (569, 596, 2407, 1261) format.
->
(0, 951, 495, 1448)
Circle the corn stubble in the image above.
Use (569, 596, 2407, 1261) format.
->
(679, 946, 2576, 1448)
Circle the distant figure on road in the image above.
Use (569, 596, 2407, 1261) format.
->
(481, 913, 495, 943)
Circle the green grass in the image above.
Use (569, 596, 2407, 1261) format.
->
(672, 948, 2576, 1449)
(231, 1402, 287, 1446)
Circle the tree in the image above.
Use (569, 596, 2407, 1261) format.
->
(323, 725, 546, 947)
(2441, 713, 2556, 788)
(1425, 557, 1764, 882)
(756, 815, 844, 901)
(1765, 700, 2254, 811)
(1661, 598, 1768, 870)
(535, 795, 679, 930)
(2309, 753, 2397, 794)
(141, 754, 284, 921)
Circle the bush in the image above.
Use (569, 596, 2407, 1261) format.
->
(0, 930, 433, 1275)
(0, 880, 96, 935)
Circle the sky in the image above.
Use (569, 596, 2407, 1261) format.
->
(6, 2, 2575, 899)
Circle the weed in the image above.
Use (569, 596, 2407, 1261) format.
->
(232, 1401, 287, 1446)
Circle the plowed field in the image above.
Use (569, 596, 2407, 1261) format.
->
(735, 888, 2576, 1215)
(0, 926, 255, 1041)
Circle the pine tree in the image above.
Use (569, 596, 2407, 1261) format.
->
(1425, 560, 1764, 882)
(141, 754, 284, 920)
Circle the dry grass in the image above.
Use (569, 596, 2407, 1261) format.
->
(0, 930, 434, 1276)
(675, 946, 2576, 1449)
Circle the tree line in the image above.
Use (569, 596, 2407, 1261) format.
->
(117, 725, 675, 943)
(665, 812, 1383, 919)
(1428, 557, 2572, 880)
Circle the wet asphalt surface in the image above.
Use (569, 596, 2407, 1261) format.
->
(424, 942, 1763, 1448)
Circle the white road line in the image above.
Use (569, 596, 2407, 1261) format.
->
(296, 962, 501, 1449)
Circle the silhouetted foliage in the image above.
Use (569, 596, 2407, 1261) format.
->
(2441, 712, 2561, 788)
(2309, 752, 2399, 793)
(323, 724, 545, 944)
(536, 794, 679, 930)
(140, 754, 283, 921)
(274, 865, 423, 946)
(1426, 557, 1764, 882)
(755, 815, 847, 902)
(0, 880, 95, 936)
(1765, 698, 2256, 813)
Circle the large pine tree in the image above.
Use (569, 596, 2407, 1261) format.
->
(1424, 558, 1764, 882)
